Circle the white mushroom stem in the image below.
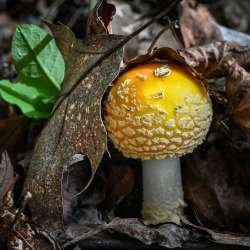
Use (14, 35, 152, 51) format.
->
(142, 158, 186, 224)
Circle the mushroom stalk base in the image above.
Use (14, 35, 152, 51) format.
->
(142, 158, 186, 224)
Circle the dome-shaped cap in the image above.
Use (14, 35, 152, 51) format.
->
(105, 63, 212, 160)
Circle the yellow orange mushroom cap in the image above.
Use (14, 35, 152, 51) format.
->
(105, 63, 213, 160)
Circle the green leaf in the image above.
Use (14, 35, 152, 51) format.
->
(12, 24, 65, 97)
(0, 80, 52, 119)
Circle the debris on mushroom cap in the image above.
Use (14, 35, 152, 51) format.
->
(105, 63, 213, 160)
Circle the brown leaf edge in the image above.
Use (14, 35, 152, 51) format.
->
(22, 0, 125, 233)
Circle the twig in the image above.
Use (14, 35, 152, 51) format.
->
(51, 0, 180, 116)
(167, 17, 183, 47)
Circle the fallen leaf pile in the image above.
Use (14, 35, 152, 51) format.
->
(1, 0, 250, 249)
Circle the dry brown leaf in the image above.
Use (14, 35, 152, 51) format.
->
(23, 1, 124, 232)
(179, 0, 222, 48)
(178, 41, 250, 78)
(178, 41, 250, 140)
(178, 1, 250, 140)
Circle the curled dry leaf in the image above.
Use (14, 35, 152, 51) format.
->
(23, 0, 124, 232)
(178, 41, 250, 140)
(178, 41, 250, 78)
(178, 1, 250, 140)
(179, 0, 223, 48)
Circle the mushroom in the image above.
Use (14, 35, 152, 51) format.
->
(104, 62, 212, 224)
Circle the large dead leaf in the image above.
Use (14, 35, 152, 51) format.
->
(23, 0, 124, 232)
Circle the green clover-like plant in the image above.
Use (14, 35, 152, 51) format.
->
(0, 24, 65, 119)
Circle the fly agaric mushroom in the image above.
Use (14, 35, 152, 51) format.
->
(105, 62, 212, 224)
